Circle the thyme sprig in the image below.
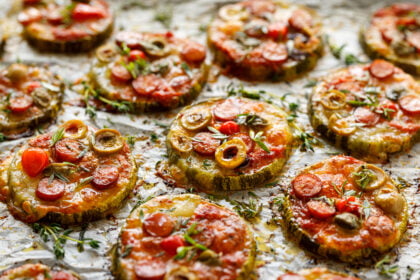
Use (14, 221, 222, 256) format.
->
(229, 195, 263, 220)
(207, 126, 228, 140)
(82, 82, 132, 114)
(174, 223, 209, 260)
(50, 128, 65, 147)
(32, 223, 100, 259)
(249, 129, 270, 153)
(352, 165, 375, 190)
(327, 37, 364, 65)
(375, 255, 399, 277)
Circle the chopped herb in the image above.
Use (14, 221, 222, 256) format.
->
(304, 79, 318, 88)
(327, 37, 364, 65)
(378, 107, 396, 120)
(77, 148, 88, 159)
(50, 128, 65, 146)
(249, 129, 270, 153)
(352, 165, 375, 190)
(150, 133, 158, 142)
(344, 54, 363, 65)
(61, 3, 76, 25)
(362, 200, 371, 218)
(396, 177, 410, 189)
(120, 42, 131, 55)
(126, 135, 136, 147)
(312, 195, 334, 206)
(295, 131, 316, 152)
(272, 196, 285, 211)
(181, 62, 193, 78)
(78, 176, 93, 187)
(121, 245, 133, 258)
(375, 255, 399, 277)
(0, 133, 5, 142)
(155, 5, 173, 28)
(207, 126, 228, 140)
(202, 159, 211, 169)
(230, 198, 262, 220)
(329, 43, 346, 59)
(121, 59, 149, 79)
(235, 113, 268, 126)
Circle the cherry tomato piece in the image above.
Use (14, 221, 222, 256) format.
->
(9, 95, 33, 113)
(219, 121, 240, 135)
(354, 107, 380, 126)
(111, 65, 132, 82)
(128, 50, 146, 62)
(36, 177, 65, 201)
(267, 22, 288, 40)
(160, 235, 185, 255)
(307, 200, 336, 219)
(92, 165, 119, 189)
(398, 94, 420, 116)
(389, 120, 420, 133)
(292, 173, 322, 199)
(21, 148, 49, 177)
(143, 212, 175, 237)
(288, 9, 312, 32)
(192, 132, 220, 156)
(213, 99, 240, 121)
(72, 3, 106, 21)
(181, 41, 206, 63)
(47, 10, 64, 25)
(369, 59, 395, 79)
(54, 138, 85, 163)
(134, 259, 166, 280)
(25, 81, 41, 93)
(277, 274, 306, 280)
(132, 74, 162, 96)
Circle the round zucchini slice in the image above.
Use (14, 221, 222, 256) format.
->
(208, 0, 323, 81)
(4, 119, 137, 224)
(280, 155, 408, 263)
(0, 263, 79, 280)
(278, 267, 360, 280)
(88, 31, 209, 113)
(18, 0, 113, 53)
(309, 60, 420, 163)
(166, 97, 293, 191)
(360, 3, 420, 75)
(112, 194, 256, 280)
(0, 63, 63, 139)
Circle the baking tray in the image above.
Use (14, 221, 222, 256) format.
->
(0, 0, 419, 279)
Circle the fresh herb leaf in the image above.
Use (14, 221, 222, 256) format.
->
(235, 113, 268, 126)
(207, 126, 228, 140)
(375, 255, 399, 277)
(155, 5, 173, 28)
(352, 165, 375, 190)
(50, 128, 65, 146)
(121, 245, 133, 258)
(230, 198, 262, 220)
(0, 133, 5, 142)
(249, 129, 270, 152)
(304, 79, 318, 88)
(295, 131, 316, 152)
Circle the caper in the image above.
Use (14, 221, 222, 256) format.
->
(164, 266, 198, 280)
(91, 129, 124, 155)
(215, 138, 247, 169)
(334, 212, 361, 230)
(6, 63, 28, 83)
(169, 131, 192, 153)
(31, 87, 51, 108)
(320, 90, 347, 110)
(62, 120, 88, 139)
(180, 109, 212, 131)
(374, 188, 405, 215)
(96, 43, 118, 63)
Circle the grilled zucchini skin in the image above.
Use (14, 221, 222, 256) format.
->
(112, 194, 257, 280)
(0, 263, 80, 280)
(89, 62, 209, 113)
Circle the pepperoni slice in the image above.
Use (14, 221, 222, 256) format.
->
(21, 148, 49, 177)
(9, 95, 33, 113)
(277, 274, 306, 280)
(52, 271, 77, 280)
(292, 173, 322, 199)
(134, 259, 166, 280)
(72, 3, 107, 21)
(47, 10, 64, 25)
(267, 22, 288, 40)
(132, 74, 162, 96)
(36, 177, 65, 201)
(115, 31, 143, 49)
(181, 41, 206, 63)
(407, 32, 420, 52)
(52, 28, 89, 41)
(213, 99, 240, 121)
(54, 138, 85, 163)
(18, 7, 42, 25)
(365, 215, 395, 236)
(228, 132, 255, 152)
(389, 120, 420, 133)
(262, 42, 288, 63)
(143, 212, 175, 237)
(307, 200, 336, 219)
(111, 65, 132, 82)
(92, 165, 119, 189)
(288, 9, 312, 32)
(354, 107, 380, 126)
(192, 132, 220, 156)
(160, 235, 185, 255)
(369, 60, 395, 79)
(25, 81, 41, 93)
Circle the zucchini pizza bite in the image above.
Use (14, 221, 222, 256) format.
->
(112, 194, 256, 280)
(282, 155, 408, 262)
(88, 31, 208, 112)
(1, 119, 137, 224)
(360, 3, 420, 75)
(166, 97, 293, 191)
(0, 63, 63, 139)
(208, 0, 323, 81)
(0, 263, 79, 280)
(309, 59, 420, 163)
(278, 267, 360, 280)
(18, 0, 113, 52)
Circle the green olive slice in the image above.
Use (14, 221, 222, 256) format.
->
(215, 138, 247, 169)
(328, 114, 356, 136)
(352, 164, 386, 191)
(180, 109, 212, 131)
(141, 37, 170, 57)
(96, 43, 118, 63)
(91, 128, 124, 155)
(169, 132, 192, 153)
(165, 266, 198, 280)
(219, 4, 249, 21)
(320, 90, 346, 110)
(31, 87, 51, 108)
(62, 120, 88, 139)
(6, 63, 28, 83)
